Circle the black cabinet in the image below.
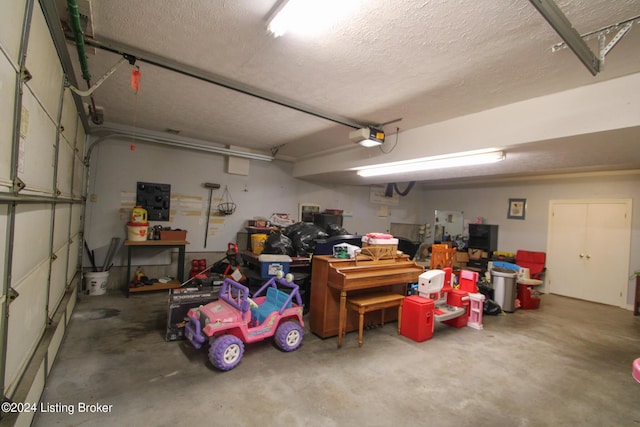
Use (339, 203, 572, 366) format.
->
(468, 224, 498, 252)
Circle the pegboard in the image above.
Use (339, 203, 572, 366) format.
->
(136, 181, 171, 221)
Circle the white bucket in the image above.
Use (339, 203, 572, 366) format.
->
(127, 224, 149, 241)
(85, 271, 109, 296)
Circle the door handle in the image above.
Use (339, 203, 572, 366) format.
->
(586, 254, 591, 259)
(579, 253, 585, 258)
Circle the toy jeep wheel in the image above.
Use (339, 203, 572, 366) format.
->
(209, 335, 244, 371)
(275, 321, 303, 351)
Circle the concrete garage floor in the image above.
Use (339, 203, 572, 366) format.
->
(34, 291, 640, 427)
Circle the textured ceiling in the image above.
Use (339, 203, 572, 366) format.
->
(53, 0, 640, 185)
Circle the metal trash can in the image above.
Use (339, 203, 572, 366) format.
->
(492, 267, 518, 312)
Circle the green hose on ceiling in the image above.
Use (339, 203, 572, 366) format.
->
(66, 0, 91, 83)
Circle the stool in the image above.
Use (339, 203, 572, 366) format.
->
(633, 358, 640, 383)
(345, 292, 405, 347)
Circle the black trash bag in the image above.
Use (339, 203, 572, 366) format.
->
(325, 223, 349, 236)
(282, 221, 309, 237)
(263, 232, 295, 256)
(484, 298, 502, 315)
(477, 277, 493, 298)
(284, 222, 329, 256)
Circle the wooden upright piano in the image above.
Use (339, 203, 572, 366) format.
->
(309, 255, 424, 338)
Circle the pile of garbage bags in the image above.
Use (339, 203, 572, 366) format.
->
(263, 222, 349, 257)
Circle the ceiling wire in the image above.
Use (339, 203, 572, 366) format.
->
(378, 127, 400, 154)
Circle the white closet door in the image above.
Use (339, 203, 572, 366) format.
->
(547, 203, 588, 300)
(547, 200, 631, 307)
(582, 202, 631, 307)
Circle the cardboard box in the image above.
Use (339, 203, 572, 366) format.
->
(455, 252, 470, 262)
(468, 248, 483, 260)
(258, 254, 291, 279)
(160, 230, 188, 240)
(166, 286, 219, 341)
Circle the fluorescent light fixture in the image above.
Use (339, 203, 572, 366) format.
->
(349, 127, 385, 147)
(266, 0, 359, 38)
(355, 150, 505, 177)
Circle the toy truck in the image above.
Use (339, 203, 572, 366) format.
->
(184, 273, 304, 371)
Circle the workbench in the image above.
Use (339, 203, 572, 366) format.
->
(124, 239, 189, 297)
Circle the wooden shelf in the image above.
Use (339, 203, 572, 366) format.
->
(129, 280, 181, 293)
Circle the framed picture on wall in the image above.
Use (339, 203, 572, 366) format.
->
(507, 198, 526, 220)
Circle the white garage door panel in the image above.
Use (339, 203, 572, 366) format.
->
(0, 205, 7, 296)
(24, 3, 63, 117)
(0, 302, 4, 390)
(0, 57, 17, 191)
(12, 204, 51, 284)
(70, 204, 82, 235)
(67, 233, 80, 284)
(57, 138, 74, 197)
(19, 90, 56, 195)
(47, 318, 65, 374)
(49, 244, 69, 316)
(16, 360, 45, 427)
(72, 153, 84, 197)
(53, 204, 71, 252)
(66, 287, 77, 325)
(75, 117, 86, 158)
(60, 89, 78, 146)
(0, 0, 26, 63)
(5, 261, 49, 397)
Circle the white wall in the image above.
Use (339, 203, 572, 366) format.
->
(420, 172, 640, 307)
(86, 137, 640, 309)
(84, 137, 424, 262)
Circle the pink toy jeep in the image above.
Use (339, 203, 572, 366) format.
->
(184, 274, 304, 371)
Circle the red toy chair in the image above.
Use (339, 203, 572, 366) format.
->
(515, 250, 546, 280)
(515, 250, 546, 309)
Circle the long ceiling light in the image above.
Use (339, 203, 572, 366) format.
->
(355, 150, 505, 177)
(89, 127, 274, 162)
(266, 0, 359, 38)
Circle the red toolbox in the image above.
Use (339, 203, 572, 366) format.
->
(400, 296, 435, 342)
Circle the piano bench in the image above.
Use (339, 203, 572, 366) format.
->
(345, 292, 405, 348)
